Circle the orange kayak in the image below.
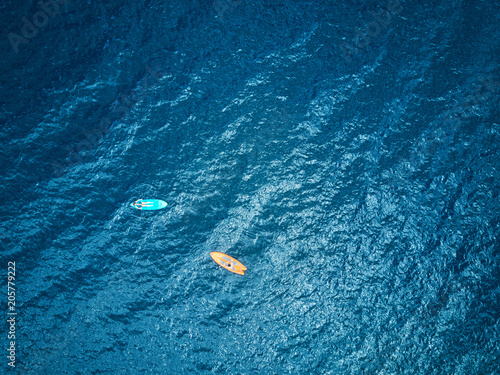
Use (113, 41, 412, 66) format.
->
(210, 252, 247, 275)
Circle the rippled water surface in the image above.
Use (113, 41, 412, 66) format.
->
(1, 0, 499, 374)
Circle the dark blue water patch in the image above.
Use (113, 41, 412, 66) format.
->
(1, 0, 500, 373)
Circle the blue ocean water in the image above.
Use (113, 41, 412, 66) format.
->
(1, 0, 499, 373)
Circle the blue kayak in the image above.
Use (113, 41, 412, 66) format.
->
(131, 199, 167, 210)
